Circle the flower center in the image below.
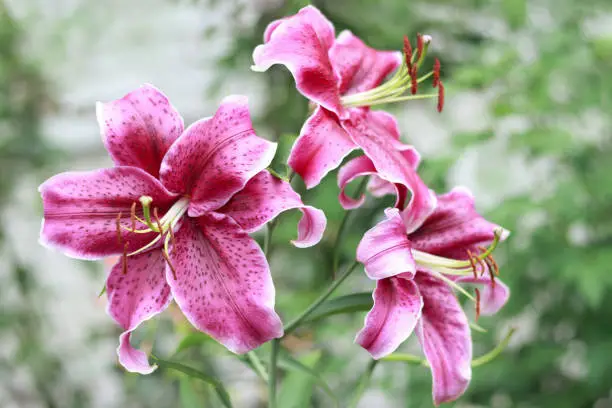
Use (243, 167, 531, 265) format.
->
(340, 34, 444, 112)
(411, 228, 505, 320)
(115, 196, 190, 278)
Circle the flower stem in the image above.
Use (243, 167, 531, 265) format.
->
(284, 260, 360, 335)
(332, 177, 369, 278)
(471, 327, 516, 367)
(268, 338, 280, 408)
(348, 359, 379, 408)
(247, 351, 269, 383)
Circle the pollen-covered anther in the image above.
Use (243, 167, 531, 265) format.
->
(410, 65, 418, 95)
(122, 242, 128, 275)
(432, 58, 441, 88)
(416, 33, 424, 63)
(466, 249, 478, 278)
(403, 35, 413, 71)
(437, 81, 445, 113)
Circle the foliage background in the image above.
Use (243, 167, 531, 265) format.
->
(1, 0, 611, 407)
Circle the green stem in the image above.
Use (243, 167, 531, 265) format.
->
(284, 260, 360, 335)
(264, 221, 276, 257)
(471, 327, 516, 367)
(332, 177, 369, 277)
(247, 351, 269, 383)
(348, 360, 379, 408)
(268, 339, 280, 408)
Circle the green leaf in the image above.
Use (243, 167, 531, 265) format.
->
(151, 357, 232, 408)
(278, 351, 339, 408)
(304, 292, 373, 323)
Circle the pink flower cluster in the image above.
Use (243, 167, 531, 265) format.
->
(38, 5, 510, 406)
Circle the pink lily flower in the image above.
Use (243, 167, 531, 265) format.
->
(39, 85, 326, 374)
(355, 188, 510, 405)
(252, 5, 442, 229)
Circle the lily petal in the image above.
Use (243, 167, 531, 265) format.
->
(252, 6, 343, 115)
(343, 109, 436, 232)
(96, 84, 184, 178)
(409, 187, 508, 256)
(337, 156, 402, 210)
(415, 273, 472, 406)
(368, 175, 399, 197)
(357, 208, 416, 280)
(167, 213, 283, 353)
(160, 95, 277, 216)
(288, 107, 357, 189)
(329, 30, 402, 96)
(355, 277, 423, 359)
(218, 171, 326, 248)
(106, 251, 171, 374)
(39, 167, 177, 259)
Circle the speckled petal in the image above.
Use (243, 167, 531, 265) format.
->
(160, 95, 277, 216)
(409, 187, 509, 256)
(329, 30, 402, 96)
(355, 277, 423, 359)
(96, 84, 184, 178)
(39, 167, 177, 259)
(167, 213, 283, 353)
(343, 109, 437, 232)
(415, 273, 472, 406)
(252, 6, 343, 115)
(218, 171, 326, 248)
(454, 273, 510, 316)
(356, 208, 416, 280)
(107, 251, 171, 374)
(288, 107, 357, 189)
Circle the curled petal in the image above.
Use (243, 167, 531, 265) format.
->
(415, 273, 472, 406)
(96, 84, 184, 178)
(368, 175, 398, 197)
(118, 332, 157, 374)
(39, 167, 177, 259)
(343, 110, 436, 232)
(160, 95, 277, 215)
(218, 171, 326, 247)
(329, 30, 402, 96)
(356, 208, 416, 280)
(337, 156, 402, 210)
(356, 277, 423, 359)
(167, 214, 283, 353)
(288, 107, 357, 189)
(106, 251, 171, 374)
(252, 6, 343, 115)
(409, 187, 509, 256)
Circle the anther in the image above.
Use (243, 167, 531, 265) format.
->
(162, 250, 177, 280)
(416, 33, 424, 64)
(437, 81, 445, 112)
(122, 243, 128, 274)
(432, 58, 441, 88)
(466, 249, 478, 278)
(403, 35, 413, 71)
(475, 288, 481, 321)
(410, 65, 418, 95)
(153, 207, 164, 235)
(116, 212, 123, 245)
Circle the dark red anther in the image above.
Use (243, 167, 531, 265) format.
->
(475, 288, 481, 321)
(467, 249, 478, 278)
(163, 250, 178, 280)
(433, 58, 441, 88)
(410, 65, 418, 95)
(122, 243, 128, 275)
(403, 35, 413, 71)
(437, 81, 445, 112)
(416, 33, 424, 63)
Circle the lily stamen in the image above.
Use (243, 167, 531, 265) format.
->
(116, 212, 123, 245)
(130, 202, 137, 231)
(121, 243, 128, 275)
(340, 34, 439, 108)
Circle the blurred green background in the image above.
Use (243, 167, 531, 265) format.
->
(1, 0, 612, 407)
